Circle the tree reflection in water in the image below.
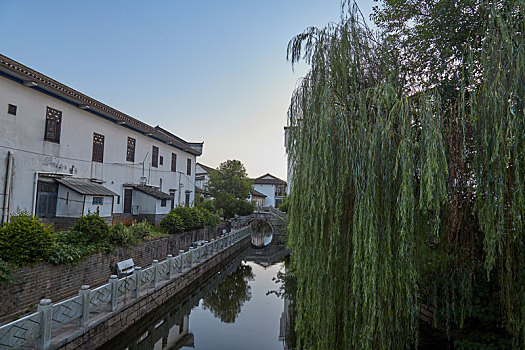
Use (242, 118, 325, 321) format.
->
(202, 263, 255, 323)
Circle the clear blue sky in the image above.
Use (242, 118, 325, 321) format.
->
(0, 0, 376, 180)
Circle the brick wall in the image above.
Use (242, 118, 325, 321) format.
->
(0, 223, 230, 324)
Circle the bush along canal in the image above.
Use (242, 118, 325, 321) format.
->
(99, 244, 293, 350)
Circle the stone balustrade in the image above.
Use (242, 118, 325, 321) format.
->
(0, 226, 251, 350)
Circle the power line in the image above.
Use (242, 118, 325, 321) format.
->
(0, 143, 197, 178)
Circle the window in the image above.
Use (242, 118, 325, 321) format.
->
(161, 199, 167, 207)
(171, 153, 177, 172)
(170, 190, 176, 209)
(44, 107, 62, 143)
(126, 137, 136, 162)
(117, 195, 120, 205)
(7, 104, 17, 115)
(185, 191, 191, 207)
(92, 196, 103, 205)
(152, 146, 159, 168)
(186, 158, 191, 176)
(160, 156, 164, 166)
(92, 133, 105, 163)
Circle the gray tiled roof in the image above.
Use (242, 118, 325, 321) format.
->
(251, 189, 267, 198)
(131, 185, 172, 200)
(252, 173, 286, 185)
(56, 178, 118, 196)
(0, 54, 203, 156)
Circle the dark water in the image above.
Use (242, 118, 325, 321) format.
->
(100, 246, 292, 350)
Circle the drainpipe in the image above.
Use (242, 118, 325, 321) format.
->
(2, 151, 14, 224)
(32, 171, 41, 216)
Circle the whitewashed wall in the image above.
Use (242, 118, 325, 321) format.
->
(0, 75, 197, 221)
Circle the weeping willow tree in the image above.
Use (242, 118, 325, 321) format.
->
(286, 1, 525, 349)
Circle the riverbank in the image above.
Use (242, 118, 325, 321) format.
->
(0, 223, 229, 325)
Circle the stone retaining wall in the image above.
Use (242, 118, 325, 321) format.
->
(0, 223, 229, 325)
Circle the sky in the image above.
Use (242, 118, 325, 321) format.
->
(0, 0, 376, 180)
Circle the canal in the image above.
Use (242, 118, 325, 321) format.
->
(99, 244, 292, 350)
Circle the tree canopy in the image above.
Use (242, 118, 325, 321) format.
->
(286, 0, 525, 348)
(208, 160, 255, 218)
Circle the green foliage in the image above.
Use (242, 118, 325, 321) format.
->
(71, 213, 110, 244)
(109, 223, 133, 247)
(0, 258, 15, 285)
(160, 212, 185, 234)
(286, 0, 525, 348)
(208, 160, 254, 218)
(197, 207, 220, 229)
(128, 220, 151, 240)
(171, 206, 203, 231)
(0, 211, 54, 264)
(236, 199, 255, 217)
(46, 230, 110, 264)
(278, 195, 289, 213)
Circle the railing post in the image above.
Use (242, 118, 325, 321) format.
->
(134, 266, 142, 299)
(109, 275, 118, 311)
(179, 250, 184, 272)
(167, 254, 174, 279)
(153, 260, 159, 288)
(79, 285, 90, 327)
(188, 247, 194, 267)
(36, 299, 52, 350)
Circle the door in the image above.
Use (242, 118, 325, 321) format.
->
(36, 181, 58, 218)
(123, 189, 132, 214)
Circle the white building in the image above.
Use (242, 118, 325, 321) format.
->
(252, 174, 287, 208)
(0, 54, 202, 226)
(195, 162, 214, 198)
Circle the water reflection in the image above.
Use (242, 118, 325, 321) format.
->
(202, 264, 254, 323)
(251, 219, 273, 248)
(99, 246, 294, 350)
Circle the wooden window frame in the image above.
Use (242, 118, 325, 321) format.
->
(126, 137, 136, 162)
(92, 196, 104, 205)
(186, 158, 191, 176)
(171, 153, 177, 172)
(44, 106, 62, 143)
(152, 146, 159, 168)
(7, 104, 17, 116)
(92, 132, 105, 163)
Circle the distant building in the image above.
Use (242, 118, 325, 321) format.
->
(195, 162, 214, 199)
(249, 188, 266, 207)
(0, 54, 203, 226)
(252, 173, 287, 207)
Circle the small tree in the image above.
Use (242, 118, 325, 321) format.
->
(208, 160, 253, 219)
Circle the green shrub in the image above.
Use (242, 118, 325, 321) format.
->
(171, 207, 203, 231)
(46, 230, 110, 264)
(0, 211, 54, 264)
(160, 212, 185, 234)
(109, 223, 133, 247)
(71, 214, 110, 244)
(237, 200, 255, 216)
(128, 220, 151, 240)
(46, 242, 84, 264)
(197, 207, 220, 229)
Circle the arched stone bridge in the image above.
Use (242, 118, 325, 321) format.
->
(231, 207, 288, 246)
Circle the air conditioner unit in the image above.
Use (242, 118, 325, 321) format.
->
(132, 205, 139, 216)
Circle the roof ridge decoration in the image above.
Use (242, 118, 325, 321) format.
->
(0, 53, 202, 156)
